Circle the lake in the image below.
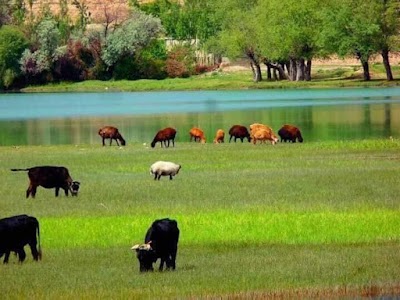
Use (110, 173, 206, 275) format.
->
(0, 88, 399, 145)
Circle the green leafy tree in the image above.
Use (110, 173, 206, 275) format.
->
(319, 0, 381, 80)
(207, 0, 262, 81)
(0, 25, 28, 89)
(101, 10, 164, 71)
(20, 18, 60, 80)
(373, 0, 400, 80)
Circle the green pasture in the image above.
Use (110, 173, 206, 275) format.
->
(21, 64, 400, 93)
(1, 140, 400, 298)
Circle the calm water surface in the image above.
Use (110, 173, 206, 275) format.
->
(0, 88, 399, 145)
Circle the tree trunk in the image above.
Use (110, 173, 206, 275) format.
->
(296, 58, 305, 81)
(356, 51, 371, 81)
(305, 59, 312, 81)
(266, 63, 272, 80)
(289, 58, 296, 81)
(361, 59, 370, 81)
(247, 51, 262, 82)
(381, 48, 393, 81)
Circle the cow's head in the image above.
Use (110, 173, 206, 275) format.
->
(70, 181, 80, 196)
(131, 242, 156, 272)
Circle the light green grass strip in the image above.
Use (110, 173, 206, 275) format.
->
(41, 210, 400, 248)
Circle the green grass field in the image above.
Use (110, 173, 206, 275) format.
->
(21, 63, 400, 93)
(1, 140, 400, 298)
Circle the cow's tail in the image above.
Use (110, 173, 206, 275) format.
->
(37, 221, 42, 260)
(10, 168, 29, 172)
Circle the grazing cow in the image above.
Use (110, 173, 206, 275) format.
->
(250, 123, 278, 145)
(98, 126, 126, 146)
(213, 129, 225, 144)
(0, 214, 41, 264)
(189, 127, 206, 143)
(278, 124, 304, 143)
(228, 125, 251, 143)
(151, 127, 177, 148)
(251, 128, 279, 145)
(150, 161, 181, 180)
(131, 218, 179, 272)
(11, 166, 80, 198)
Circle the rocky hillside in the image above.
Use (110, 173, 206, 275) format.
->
(31, 0, 133, 23)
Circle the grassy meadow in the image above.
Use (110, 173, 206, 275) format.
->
(21, 63, 400, 93)
(0, 139, 400, 298)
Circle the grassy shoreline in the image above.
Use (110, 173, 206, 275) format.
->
(19, 64, 400, 93)
(1, 140, 399, 298)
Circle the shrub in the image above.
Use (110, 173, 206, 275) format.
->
(0, 25, 28, 89)
(165, 45, 195, 78)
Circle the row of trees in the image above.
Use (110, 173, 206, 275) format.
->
(1, 0, 399, 89)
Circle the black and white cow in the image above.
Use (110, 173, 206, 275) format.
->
(131, 218, 179, 272)
(0, 214, 41, 264)
(11, 166, 80, 198)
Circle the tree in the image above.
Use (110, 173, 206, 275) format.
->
(373, 0, 400, 81)
(319, 0, 381, 81)
(207, 0, 262, 82)
(20, 18, 60, 81)
(0, 25, 28, 89)
(254, 0, 327, 81)
(101, 10, 164, 73)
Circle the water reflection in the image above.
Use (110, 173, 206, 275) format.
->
(0, 88, 399, 145)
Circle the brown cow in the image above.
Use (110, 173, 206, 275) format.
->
(213, 129, 225, 143)
(151, 127, 177, 148)
(189, 127, 206, 143)
(11, 166, 80, 198)
(278, 124, 303, 143)
(228, 125, 251, 143)
(98, 126, 126, 146)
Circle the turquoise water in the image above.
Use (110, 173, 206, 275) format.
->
(0, 88, 399, 145)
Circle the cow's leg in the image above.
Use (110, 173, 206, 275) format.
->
(17, 249, 26, 263)
(29, 243, 39, 261)
(170, 248, 177, 270)
(169, 175, 173, 180)
(26, 183, 35, 198)
(159, 257, 166, 271)
(55, 187, 60, 197)
(102, 137, 106, 146)
(115, 139, 120, 146)
(172, 139, 175, 147)
(154, 173, 158, 180)
(157, 174, 162, 180)
(63, 187, 69, 196)
(109, 138, 113, 146)
(3, 251, 10, 264)
(28, 185, 37, 198)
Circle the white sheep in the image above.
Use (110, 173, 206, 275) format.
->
(150, 161, 181, 180)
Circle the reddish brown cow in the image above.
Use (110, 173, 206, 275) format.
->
(228, 125, 251, 143)
(11, 166, 80, 198)
(151, 127, 177, 148)
(98, 126, 126, 146)
(278, 124, 303, 143)
(189, 127, 206, 143)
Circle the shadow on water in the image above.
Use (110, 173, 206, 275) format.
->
(0, 88, 400, 145)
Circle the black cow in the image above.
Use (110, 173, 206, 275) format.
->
(0, 214, 41, 264)
(131, 218, 179, 272)
(11, 166, 80, 198)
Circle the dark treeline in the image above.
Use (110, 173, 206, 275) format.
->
(0, 0, 399, 90)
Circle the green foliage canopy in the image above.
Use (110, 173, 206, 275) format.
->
(101, 10, 164, 67)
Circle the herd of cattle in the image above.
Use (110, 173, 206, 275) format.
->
(98, 123, 304, 147)
(1, 122, 302, 271)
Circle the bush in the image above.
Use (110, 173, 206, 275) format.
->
(0, 25, 28, 89)
(165, 45, 195, 78)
